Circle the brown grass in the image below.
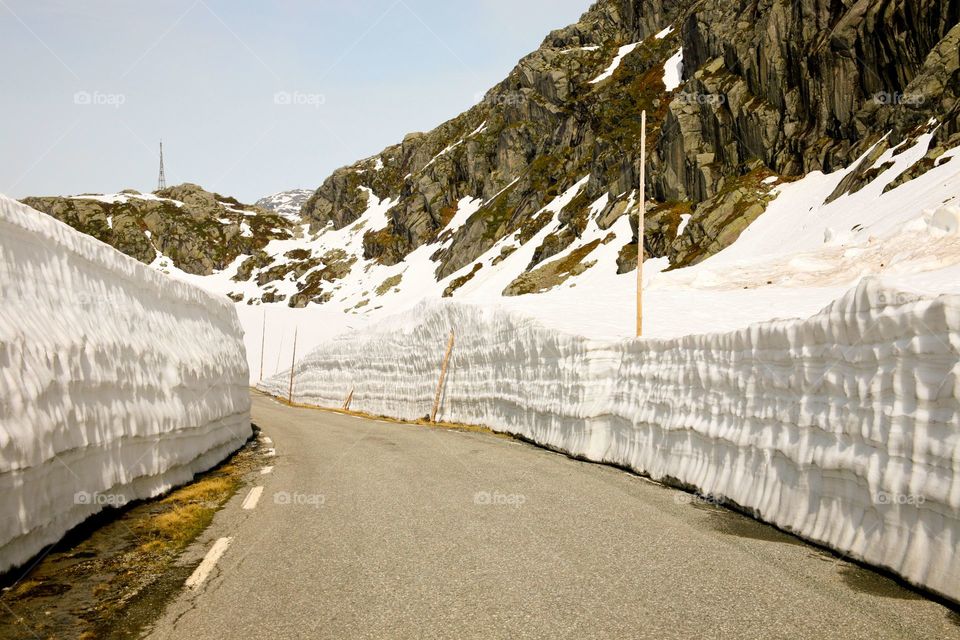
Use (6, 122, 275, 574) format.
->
(135, 473, 239, 553)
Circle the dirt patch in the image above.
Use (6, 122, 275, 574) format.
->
(0, 432, 269, 640)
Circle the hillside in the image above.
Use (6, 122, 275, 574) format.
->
(17, 0, 960, 366)
(22, 184, 294, 277)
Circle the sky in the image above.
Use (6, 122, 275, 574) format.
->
(0, 0, 592, 203)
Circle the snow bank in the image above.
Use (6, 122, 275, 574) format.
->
(261, 279, 960, 602)
(0, 196, 251, 573)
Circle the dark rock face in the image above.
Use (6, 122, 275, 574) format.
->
(300, 0, 960, 277)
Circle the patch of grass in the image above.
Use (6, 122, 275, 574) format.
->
(0, 439, 261, 640)
(375, 273, 403, 296)
(138, 504, 215, 551)
(503, 239, 602, 296)
(134, 473, 240, 554)
(443, 263, 482, 297)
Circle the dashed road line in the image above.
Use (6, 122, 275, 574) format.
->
(185, 537, 233, 590)
(241, 486, 264, 510)
(260, 466, 274, 475)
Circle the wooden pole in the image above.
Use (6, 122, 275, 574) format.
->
(637, 110, 646, 338)
(287, 327, 298, 405)
(343, 388, 354, 411)
(431, 331, 455, 423)
(259, 309, 266, 382)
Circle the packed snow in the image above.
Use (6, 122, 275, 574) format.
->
(663, 48, 683, 91)
(590, 42, 640, 84)
(260, 278, 960, 602)
(151, 134, 960, 381)
(0, 195, 250, 574)
(254, 188, 313, 220)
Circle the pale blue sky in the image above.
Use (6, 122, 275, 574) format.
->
(0, 0, 592, 202)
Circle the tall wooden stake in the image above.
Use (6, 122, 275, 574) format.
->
(259, 309, 266, 382)
(288, 327, 298, 405)
(343, 387, 354, 411)
(637, 110, 647, 338)
(431, 331, 455, 423)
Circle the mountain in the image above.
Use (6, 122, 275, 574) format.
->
(255, 189, 313, 220)
(17, 0, 960, 342)
(299, 0, 959, 276)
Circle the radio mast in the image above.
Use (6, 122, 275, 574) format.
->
(157, 140, 167, 191)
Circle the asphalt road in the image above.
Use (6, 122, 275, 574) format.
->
(145, 392, 960, 639)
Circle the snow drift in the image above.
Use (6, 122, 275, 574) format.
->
(261, 279, 960, 602)
(0, 196, 251, 574)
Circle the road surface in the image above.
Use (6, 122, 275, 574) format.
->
(146, 392, 959, 639)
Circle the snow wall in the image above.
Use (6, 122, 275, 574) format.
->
(0, 196, 251, 574)
(260, 278, 960, 602)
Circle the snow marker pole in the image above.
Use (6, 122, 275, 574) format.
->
(288, 327, 298, 405)
(637, 110, 646, 338)
(431, 331, 455, 423)
(343, 388, 354, 411)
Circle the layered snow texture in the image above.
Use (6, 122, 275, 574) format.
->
(0, 196, 251, 574)
(261, 279, 960, 602)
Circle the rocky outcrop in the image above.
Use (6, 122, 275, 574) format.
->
(255, 189, 313, 219)
(22, 184, 293, 276)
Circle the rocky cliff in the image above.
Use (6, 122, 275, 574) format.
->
(303, 0, 960, 278)
(20, 0, 960, 309)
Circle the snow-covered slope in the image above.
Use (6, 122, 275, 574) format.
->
(259, 278, 960, 603)
(0, 195, 251, 574)
(254, 189, 313, 220)
(157, 133, 960, 382)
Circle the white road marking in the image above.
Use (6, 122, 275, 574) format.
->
(241, 486, 264, 510)
(185, 537, 233, 589)
(260, 466, 274, 475)
(261, 436, 273, 444)
(264, 448, 276, 457)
